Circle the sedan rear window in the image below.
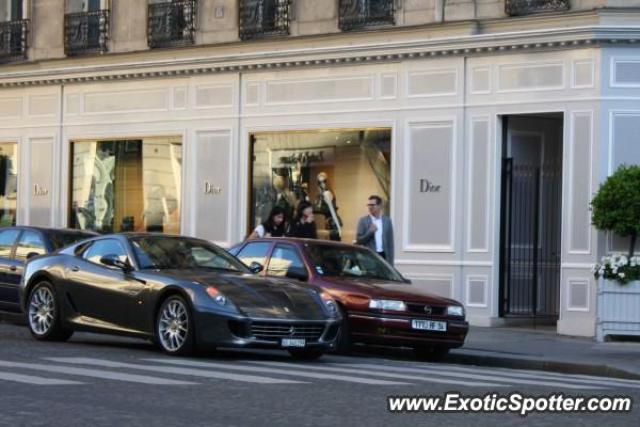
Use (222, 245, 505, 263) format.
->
(49, 231, 95, 250)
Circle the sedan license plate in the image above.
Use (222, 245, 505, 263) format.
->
(281, 338, 306, 348)
(411, 319, 447, 332)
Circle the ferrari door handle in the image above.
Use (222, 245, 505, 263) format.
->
(9, 266, 17, 271)
(71, 266, 80, 272)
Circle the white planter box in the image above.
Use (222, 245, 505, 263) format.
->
(596, 279, 640, 342)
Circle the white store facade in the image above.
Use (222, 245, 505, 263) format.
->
(1, 9, 640, 337)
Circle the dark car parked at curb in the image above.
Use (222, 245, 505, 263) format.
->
(20, 233, 340, 359)
(0, 226, 97, 313)
(230, 238, 469, 360)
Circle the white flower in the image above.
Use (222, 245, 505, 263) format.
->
(612, 267, 618, 274)
(619, 272, 626, 278)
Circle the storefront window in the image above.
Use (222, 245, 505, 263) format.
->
(70, 137, 182, 234)
(250, 128, 391, 243)
(0, 142, 18, 227)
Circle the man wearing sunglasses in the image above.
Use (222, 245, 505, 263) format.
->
(356, 195, 395, 265)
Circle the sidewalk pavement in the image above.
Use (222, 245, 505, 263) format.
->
(450, 326, 640, 380)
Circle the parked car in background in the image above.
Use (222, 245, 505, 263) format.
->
(20, 233, 340, 359)
(230, 238, 469, 360)
(0, 226, 96, 313)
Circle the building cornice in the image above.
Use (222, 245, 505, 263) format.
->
(1, 9, 640, 88)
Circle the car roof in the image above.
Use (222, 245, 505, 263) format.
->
(0, 226, 97, 235)
(243, 237, 364, 250)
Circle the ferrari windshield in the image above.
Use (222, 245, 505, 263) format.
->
(306, 244, 405, 282)
(130, 236, 249, 272)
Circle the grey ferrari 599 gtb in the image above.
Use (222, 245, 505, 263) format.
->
(20, 233, 340, 359)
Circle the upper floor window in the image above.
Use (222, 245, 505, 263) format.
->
(239, 0, 290, 41)
(148, 0, 197, 49)
(339, 0, 395, 32)
(0, 0, 29, 63)
(505, 0, 570, 16)
(64, 0, 110, 56)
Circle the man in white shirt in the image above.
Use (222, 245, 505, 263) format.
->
(355, 195, 395, 264)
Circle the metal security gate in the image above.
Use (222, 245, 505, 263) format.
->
(499, 158, 562, 318)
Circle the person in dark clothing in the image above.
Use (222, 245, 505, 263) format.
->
(288, 202, 317, 239)
(249, 206, 287, 239)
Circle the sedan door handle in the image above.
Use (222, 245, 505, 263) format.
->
(9, 266, 17, 271)
(71, 266, 80, 272)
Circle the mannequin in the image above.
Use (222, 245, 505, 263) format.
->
(315, 172, 342, 241)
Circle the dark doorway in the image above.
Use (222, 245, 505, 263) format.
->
(499, 113, 563, 321)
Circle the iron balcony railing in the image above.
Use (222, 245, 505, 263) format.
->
(148, 0, 197, 48)
(339, 0, 395, 31)
(64, 10, 110, 56)
(239, 0, 290, 41)
(505, 0, 570, 16)
(0, 19, 29, 63)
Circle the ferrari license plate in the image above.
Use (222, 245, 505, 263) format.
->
(411, 319, 447, 332)
(281, 338, 306, 348)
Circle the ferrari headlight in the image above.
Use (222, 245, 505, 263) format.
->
(206, 286, 227, 305)
(447, 305, 465, 317)
(320, 291, 338, 318)
(369, 299, 407, 312)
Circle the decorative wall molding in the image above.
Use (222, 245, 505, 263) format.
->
(0, 23, 637, 88)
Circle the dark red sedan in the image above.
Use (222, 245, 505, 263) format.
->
(230, 238, 468, 359)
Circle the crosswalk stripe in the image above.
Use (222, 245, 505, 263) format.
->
(443, 365, 640, 389)
(247, 361, 507, 387)
(47, 357, 304, 385)
(0, 371, 82, 385)
(0, 360, 194, 385)
(328, 362, 606, 390)
(144, 358, 410, 385)
(366, 361, 640, 389)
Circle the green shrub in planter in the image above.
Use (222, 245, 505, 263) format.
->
(591, 164, 640, 284)
(593, 254, 640, 284)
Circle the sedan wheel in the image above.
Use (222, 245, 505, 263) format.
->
(157, 296, 194, 355)
(27, 282, 73, 341)
(332, 304, 352, 355)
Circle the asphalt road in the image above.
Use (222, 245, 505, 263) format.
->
(0, 320, 637, 427)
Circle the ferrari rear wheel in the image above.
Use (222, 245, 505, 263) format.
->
(27, 281, 73, 342)
(156, 295, 195, 356)
(288, 348, 325, 360)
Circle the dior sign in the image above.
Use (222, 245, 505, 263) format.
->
(33, 184, 49, 197)
(419, 179, 441, 193)
(204, 181, 223, 195)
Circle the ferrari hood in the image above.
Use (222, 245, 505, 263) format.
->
(163, 270, 328, 320)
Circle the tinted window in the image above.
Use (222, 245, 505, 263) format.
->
(267, 245, 305, 277)
(130, 236, 248, 272)
(236, 242, 271, 267)
(49, 231, 95, 250)
(306, 244, 404, 282)
(15, 231, 46, 261)
(84, 239, 129, 266)
(0, 229, 20, 257)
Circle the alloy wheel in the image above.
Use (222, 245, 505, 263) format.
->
(158, 299, 190, 352)
(28, 286, 55, 336)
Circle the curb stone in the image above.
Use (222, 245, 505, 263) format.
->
(449, 350, 640, 381)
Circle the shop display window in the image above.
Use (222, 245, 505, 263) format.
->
(70, 137, 182, 234)
(250, 128, 391, 243)
(0, 142, 18, 227)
